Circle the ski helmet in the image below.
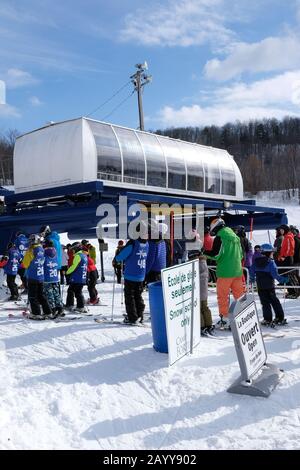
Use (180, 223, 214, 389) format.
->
(29, 234, 42, 245)
(261, 243, 275, 253)
(209, 218, 225, 236)
(40, 225, 51, 237)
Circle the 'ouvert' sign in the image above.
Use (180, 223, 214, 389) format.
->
(228, 294, 283, 397)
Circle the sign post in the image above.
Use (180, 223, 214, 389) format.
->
(161, 260, 201, 366)
(228, 294, 283, 397)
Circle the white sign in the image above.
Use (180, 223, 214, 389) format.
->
(161, 260, 201, 366)
(233, 301, 267, 379)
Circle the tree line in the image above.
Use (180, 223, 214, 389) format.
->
(155, 116, 300, 197)
(2, 117, 300, 196)
(0, 129, 18, 185)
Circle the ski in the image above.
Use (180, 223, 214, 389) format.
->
(54, 316, 82, 322)
(94, 318, 149, 327)
(8, 312, 29, 319)
(262, 332, 285, 338)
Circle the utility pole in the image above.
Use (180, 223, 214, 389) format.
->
(130, 62, 152, 131)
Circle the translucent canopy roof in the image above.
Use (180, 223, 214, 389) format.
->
(88, 119, 242, 197)
(14, 117, 243, 198)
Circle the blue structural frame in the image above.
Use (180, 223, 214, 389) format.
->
(0, 181, 287, 253)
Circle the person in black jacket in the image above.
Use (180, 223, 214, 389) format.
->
(250, 243, 288, 326)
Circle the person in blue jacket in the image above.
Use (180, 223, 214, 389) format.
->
(14, 231, 29, 292)
(43, 239, 64, 318)
(0, 242, 21, 300)
(115, 222, 149, 324)
(39, 225, 62, 269)
(250, 243, 288, 326)
(65, 243, 88, 313)
(145, 233, 167, 284)
(22, 234, 52, 319)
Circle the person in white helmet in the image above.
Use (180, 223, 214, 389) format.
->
(203, 218, 244, 329)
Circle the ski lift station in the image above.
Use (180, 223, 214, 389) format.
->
(0, 117, 287, 252)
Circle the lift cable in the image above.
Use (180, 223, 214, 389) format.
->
(86, 80, 131, 118)
(100, 90, 135, 122)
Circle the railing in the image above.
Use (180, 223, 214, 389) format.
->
(97, 172, 122, 182)
(208, 266, 250, 293)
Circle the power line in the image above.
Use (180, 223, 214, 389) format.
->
(100, 90, 135, 122)
(86, 80, 131, 118)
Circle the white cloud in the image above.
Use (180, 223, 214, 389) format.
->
(215, 70, 300, 106)
(1, 68, 39, 89)
(155, 70, 300, 127)
(0, 103, 21, 118)
(204, 35, 300, 80)
(157, 103, 297, 128)
(120, 0, 234, 47)
(29, 96, 43, 106)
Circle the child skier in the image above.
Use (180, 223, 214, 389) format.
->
(114, 223, 149, 324)
(22, 234, 52, 320)
(0, 242, 21, 300)
(82, 245, 99, 304)
(250, 243, 288, 326)
(112, 240, 124, 284)
(65, 243, 88, 313)
(43, 240, 64, 318)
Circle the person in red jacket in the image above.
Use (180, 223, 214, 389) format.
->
(277, 224, 297, 298)
(277, 225, 295, 263)
(203, 226, 216, 284)
(83, 246, 99, 304)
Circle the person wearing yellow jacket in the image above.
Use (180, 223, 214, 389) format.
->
(65, 243, 88, 313)
(22, 234, 52, 319)
(81, 240, 96, 263)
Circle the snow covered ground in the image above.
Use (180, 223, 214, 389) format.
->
(1, 200, 300, 450)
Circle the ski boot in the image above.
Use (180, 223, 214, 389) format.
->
(272, 318, 288, 326)
(216, 315, 231, 330)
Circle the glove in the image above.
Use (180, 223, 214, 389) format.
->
(281, 276, 289, 285)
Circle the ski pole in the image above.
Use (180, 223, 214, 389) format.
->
(121, 263, 124, 305)
(111, 270, 116, 321)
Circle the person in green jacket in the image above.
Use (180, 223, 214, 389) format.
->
(203, 218, 245, 328)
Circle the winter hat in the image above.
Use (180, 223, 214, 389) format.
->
(44, 239, 54, 248)
(280, 224, 290, 234)
(209, 218, 225, 236)
(261, 243, 275, 253)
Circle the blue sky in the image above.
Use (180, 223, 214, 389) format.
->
(1, 0, 300, 134)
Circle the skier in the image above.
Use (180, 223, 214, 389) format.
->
(43, 240, 64, 318)
(250, 243, 288, 326)
(199, 254, 214, 336)
(82, 245, 99, 304)
(277, 224, 296, 298)
(273, 226, 284, 262)
(145, 222, 167, 284)
(14, 231, 29, 293)
(203, 218, 244, 329)
(65, 243, 88, 313)
(112, 240, 124, 284)
(22, 234, 52, 320)
(60, 245, 69, 285)
(114, 222, 149, 324)
(81, 240, 96, 263)
(39, 225, 62, 270)
(0, 242, 21, 300)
